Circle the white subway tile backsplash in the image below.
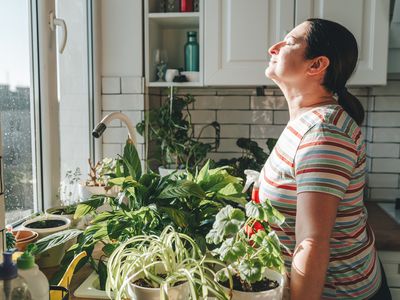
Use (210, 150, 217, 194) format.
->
(217, 111, 252, 124)
(207, 152, 242, 161)
(373, 128, 400, 143)
(220, 125, 249, 138)
(374, 96, 400, 111)
(273, 110, 289, 124)
(121, 76, 143, 94)
(367, 173, 399, 188)
(102, 94, 145, 111)
(194, 124, 221, 138)
(103, 127, 130, 143)
(367, 112, 400, 127)
(367, 143, 400, 158)
(372, 158, 400, 173)
(251, 111, 274, 124)
(370, 188, 400, 200)
(251, 125, 285, 139)
(124, 111, 143, 126)
(251, 96, 287, 110)
(218, 139, 241, 152)
(189, 110, 217, 124)
(103, 143, 123, 157)
(194, 96, 249, 110)
(102, 77, 121, 94)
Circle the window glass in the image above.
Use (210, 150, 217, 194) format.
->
(0, 0, 37, 224)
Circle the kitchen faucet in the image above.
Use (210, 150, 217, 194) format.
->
(92, 112, 137, 145)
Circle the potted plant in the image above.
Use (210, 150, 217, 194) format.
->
(78, 157, 119, 201)
(106, 226, 228, 300)
(136, 86, 220, 175)
(49, 141, 246, 294)
(206, 200, 286, 300)
(20, 215, 73, 268)
(215, 138, 277, 181)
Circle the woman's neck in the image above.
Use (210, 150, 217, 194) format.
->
(278, 82, 336, 121)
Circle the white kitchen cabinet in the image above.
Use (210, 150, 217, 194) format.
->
(295, 0, 390, 85)
(204, 0, 294, 86)
(379, 251, 400, 300)
(144, 0, 204, 87)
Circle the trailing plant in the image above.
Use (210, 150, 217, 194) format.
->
(5, 231, 15, 251)
(215, 138, 277, 180)
(206, 199, 286, 292)
(136, 87, 220, 170)
(106, 226, 228, 300)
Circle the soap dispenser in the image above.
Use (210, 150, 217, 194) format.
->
(0, 251, 32, 300)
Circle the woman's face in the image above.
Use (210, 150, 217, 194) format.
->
(265, 22, 311, 83)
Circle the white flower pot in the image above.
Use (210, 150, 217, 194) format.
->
(45, 206, 81, 228)
(78, 182, 119, 201)
(127, 280, 189, 300)
(21, 215, 72, 268)
(218, 269, 284, 300)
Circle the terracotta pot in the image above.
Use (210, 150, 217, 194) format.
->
(12, 230, 39, 252)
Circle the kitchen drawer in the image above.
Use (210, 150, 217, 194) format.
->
(379, 251, 400, 288)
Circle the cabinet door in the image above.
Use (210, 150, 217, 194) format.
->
(296, 0, 390, 85)
(204, 0, 294, 86)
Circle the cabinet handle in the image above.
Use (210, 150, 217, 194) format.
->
(49, 11, 68, 54)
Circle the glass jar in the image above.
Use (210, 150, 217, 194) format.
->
(184, 31, 199, 71)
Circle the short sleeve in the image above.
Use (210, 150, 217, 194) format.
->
(294, 123, 358, 199)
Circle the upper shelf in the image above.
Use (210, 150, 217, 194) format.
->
(148, 13, 200, 28)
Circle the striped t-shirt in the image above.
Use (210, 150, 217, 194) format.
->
(259, 104, 381, 299)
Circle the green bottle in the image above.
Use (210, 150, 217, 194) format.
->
(184, 31, 199, 71)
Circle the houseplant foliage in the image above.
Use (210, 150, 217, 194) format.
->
(206, 199, 286, 294)
(53, 141, 246, 288)
(106, 226, 229, 300)
(136, 87, 220, 170)
(215, 138, 277, 180)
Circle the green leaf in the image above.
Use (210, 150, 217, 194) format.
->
(218, 238, 246, 263)
(245, 201, 266, 220)
(98, 258, 108, 290)
(196, 160, 210, 182)
(102, 243, 118, 256)
(206, 205, 245, 244)
(263, 198, 285, 225)
(74, 196, 105, 218)
(159, 206, 189, 228)
(107, 177, 125, 186)
(122, 141, 142, 180)
(158, 180, 205, 199)
(5, 232, 16, 251)
(33, 229, 82, 255)
(245, 200, 285, 225)
(238, 259, 263, 283)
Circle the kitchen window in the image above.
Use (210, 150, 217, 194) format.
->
(0, 0, 42, 225)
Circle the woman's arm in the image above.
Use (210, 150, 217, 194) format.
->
(290, 191, 340, 300)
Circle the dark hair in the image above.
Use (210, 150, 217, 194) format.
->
(305, 18, 364, 125)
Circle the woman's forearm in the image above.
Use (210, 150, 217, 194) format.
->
(290, 238, 330, 300)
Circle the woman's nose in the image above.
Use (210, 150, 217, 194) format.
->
(268, 41, 282, 56)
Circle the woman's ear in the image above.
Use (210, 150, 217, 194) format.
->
(307, 56, 330, 76)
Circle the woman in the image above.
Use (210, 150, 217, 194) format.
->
(260, 18, 391, 299)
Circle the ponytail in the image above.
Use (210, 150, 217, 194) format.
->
(337, 89, 364, 125)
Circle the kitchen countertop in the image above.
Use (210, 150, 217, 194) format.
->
(366, 202, 400, 251)
(43, 202, 400, 300)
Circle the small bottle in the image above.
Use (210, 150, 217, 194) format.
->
(0, 251, 32, 300)
(180, 0, 193, 12)
(17, 249, 49, 300)
(184, 31, 199, 72)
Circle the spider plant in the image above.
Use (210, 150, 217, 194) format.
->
(106, 226, 229, 300)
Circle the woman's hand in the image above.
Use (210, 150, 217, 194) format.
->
(290, 191, 340, 300)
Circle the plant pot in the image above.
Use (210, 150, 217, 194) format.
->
(21, 215, 71, 239)
(46, 206, 82, 228)
(12, 230, 39, 252)
(78, 182, 118, 201)
(21, 215, 72, 268)
(217, 268, 284, 300)
(158, 165, 185, 177)
(127, 280, 189, 300)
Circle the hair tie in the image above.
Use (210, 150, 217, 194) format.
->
(337, 86, 348, 95)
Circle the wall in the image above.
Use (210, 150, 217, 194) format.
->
(144, 80, 400, 202)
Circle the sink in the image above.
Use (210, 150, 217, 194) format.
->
(377, 202, 400, 225)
